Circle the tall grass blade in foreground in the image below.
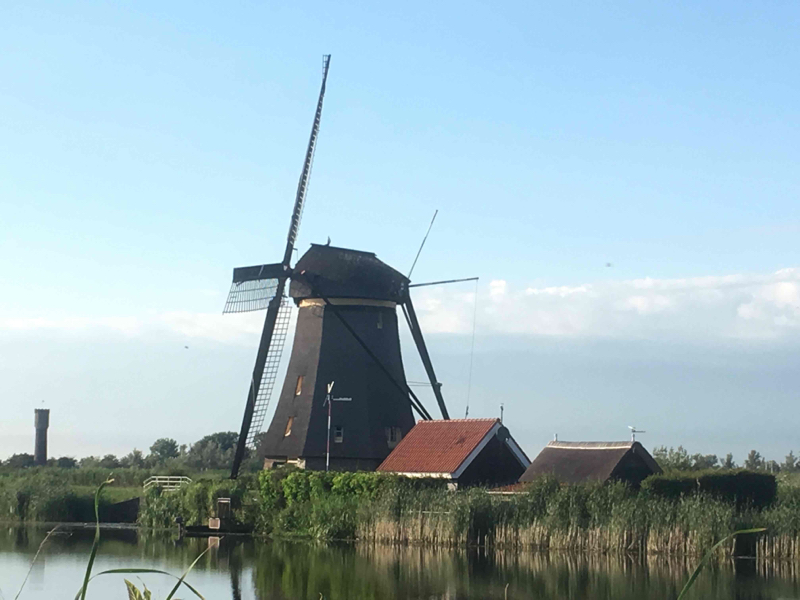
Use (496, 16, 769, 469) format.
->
(164, 541, 217, 600)
(71, 474, 208, 599)
(75, 475, 114, 600)
(125, 579, 152, 600)
(85, 568, 205, 599)
(13, 525, 61, 600)
(676, 528, 766, 600)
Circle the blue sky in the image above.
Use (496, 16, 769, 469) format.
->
(1, 2, 798, 462)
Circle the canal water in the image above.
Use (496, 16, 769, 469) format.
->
(1, 525, 799, 599)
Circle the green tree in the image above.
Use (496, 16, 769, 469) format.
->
(652, 446, 693, 471)
(5, 453, 35, 468)
(721, 453, 736, 469)
(253, 431, 268, 455)
(99, 454, 120, 469)
(56, 456, 78, 468)
(744, 450, 765, 471)
(79, 456, 101, 468)
(782, 451, 798, 473)
(120, 448, 146, 468)
(186, 431, 239, 470)
(691, 453, 719, 470)
(149, 438, 180, 464)
(199, 432, 238, 452)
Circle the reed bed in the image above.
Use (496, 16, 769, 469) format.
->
(0, 470, 100, 522)
(757, 534, 800, 560)
(11, 465, 800, 560)
(136, 469, 800, 559)
(348, 476, 798, 559)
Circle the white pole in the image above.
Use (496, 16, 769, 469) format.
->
(326, 381, 334, 472)
(326, 399, 331, 472)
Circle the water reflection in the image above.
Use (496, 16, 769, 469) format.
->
(1, 526, 799, 599)
(251, 543, 800, 600)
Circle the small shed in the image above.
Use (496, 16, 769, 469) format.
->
(377, 419, 530, 488)
(519, 441, 661, 487)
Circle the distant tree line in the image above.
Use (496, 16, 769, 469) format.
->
(0, 431, 266, 472)
(5, 438, 798, 475)
(652, 446, 799, 473)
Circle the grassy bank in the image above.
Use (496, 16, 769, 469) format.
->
(0, 467, 216, 523)
(7, 466, 800, 559)
(136, 468, 800, 559)
(137, 475, 258, 529)
(0, 470, 108, 522)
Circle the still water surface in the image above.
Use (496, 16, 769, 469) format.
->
(2, 525, 799, 599)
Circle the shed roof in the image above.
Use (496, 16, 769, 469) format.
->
(377, 419, 528, 478)
(519, 441, 661, 484)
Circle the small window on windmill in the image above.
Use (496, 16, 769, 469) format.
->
(284, 417, 294, 437)
(385, 426, 402, 449)
(334, 426, 344, 443)
(294, 376, 303, 396)
(377, 312, 383, 330)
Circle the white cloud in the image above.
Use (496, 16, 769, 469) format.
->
(2, 268, 799, 345)
(620, 294, 672, 315)
(414, 267, 800, 341)
(525, 284, 590, 297)
(0, 311, 265, 345)
(489, 279, 506, 298)
(158, 311, 265, 343)
(0, 316, 143, 335)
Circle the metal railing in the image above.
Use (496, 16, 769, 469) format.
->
(142, 476, 192, 492)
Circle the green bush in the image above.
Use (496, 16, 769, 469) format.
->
(546, 481, 592, 530)
(138, 486, 183, 528)
(642, 469, 777, 509)
(0, 471, 105, 522)
(0, 466, 153, 488)
(137, 476, 257, 528)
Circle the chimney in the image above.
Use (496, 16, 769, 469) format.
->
(34, 409, 50, 466)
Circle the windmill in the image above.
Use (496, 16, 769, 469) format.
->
(224, 56, 450, 478)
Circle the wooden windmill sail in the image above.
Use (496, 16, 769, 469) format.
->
(224, 56, 450, 477)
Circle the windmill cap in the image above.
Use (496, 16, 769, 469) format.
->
(291, 244, 408, 303)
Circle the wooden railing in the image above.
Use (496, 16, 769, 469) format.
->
(142, 476, 192, 492)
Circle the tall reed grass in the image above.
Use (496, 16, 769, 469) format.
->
(246, 470, 800, 558)
(0, 470, 101, 522)
(14, 465, 800, 560)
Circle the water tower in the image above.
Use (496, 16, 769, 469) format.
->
(34, 408, 49, 466)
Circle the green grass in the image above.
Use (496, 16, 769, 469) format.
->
(75, 486, 141, 503)
(0, 471, 144, 523)
(6, 465, 800, 561)
(777, 472, 800, 488)
(133, 468, 798, 560)
(3, 476, 775, 599)
(10, 477, 209, 599)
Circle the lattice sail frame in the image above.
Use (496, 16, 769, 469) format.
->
(246, 297, 293, 449)
(223, 278, 280, 314)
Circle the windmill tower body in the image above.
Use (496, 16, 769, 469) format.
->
(260, 244, 416, 471)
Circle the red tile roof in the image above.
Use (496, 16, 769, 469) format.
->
(377, 419, 500, 475)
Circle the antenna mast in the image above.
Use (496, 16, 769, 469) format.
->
(408, 209, 438, 278)
(628, 426, 646, 442)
